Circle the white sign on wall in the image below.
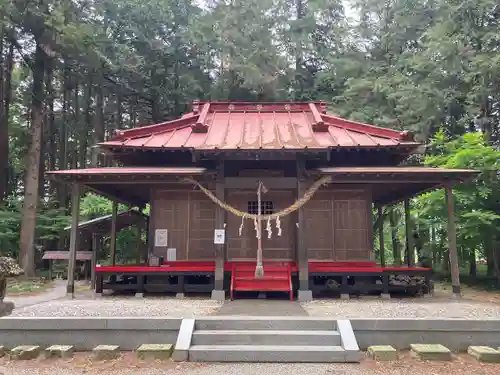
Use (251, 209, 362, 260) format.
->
(154, 229, 168, 247)
(214, 229, 225, 245)
(167, 248, 177, 261)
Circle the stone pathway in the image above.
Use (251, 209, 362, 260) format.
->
(4, 280, 67, 309)
(216, 299, 308, 316)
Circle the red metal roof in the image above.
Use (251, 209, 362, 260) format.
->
(101, 101, 419, 151)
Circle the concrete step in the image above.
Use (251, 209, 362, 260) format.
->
(195, 318, 337, 331)
(192, 330, 342, 346)
(189, 345, 349, 363)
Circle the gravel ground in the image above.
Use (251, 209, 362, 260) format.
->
(302, 298, 500, 319)
(10, 297, 222, 317)
(0, 353, 499, 375)
(10, 296, 500, 319)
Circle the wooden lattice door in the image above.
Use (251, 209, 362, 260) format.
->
(226, 190, 295, 261)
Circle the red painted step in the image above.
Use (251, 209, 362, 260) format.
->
(230, 263, 293, 301)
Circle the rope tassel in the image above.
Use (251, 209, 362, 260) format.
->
(239, 217, 245, 236)
(255, 248, 264, 278)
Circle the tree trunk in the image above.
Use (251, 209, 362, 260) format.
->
(90, 71, 104, 167)
(46, 59, 56, 199)
(19, 44, 45, 277)
(389, 208, 401, 266)
(79, 76, 92, 168)
(72, 78, 79, 168)
(294, 0, 304, 99)
(469, 248, 476, 278)
(0, 28, 12, 202)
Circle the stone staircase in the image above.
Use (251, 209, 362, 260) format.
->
(183, 317, 362, 363)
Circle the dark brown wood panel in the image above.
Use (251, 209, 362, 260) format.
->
(304, 191, 334, 260)
(226, 189, 295, 261)
(305, 187, 372, 261)
(188, 191, 216, 260)
(151, 188, 216, 260)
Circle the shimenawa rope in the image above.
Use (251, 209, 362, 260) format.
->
(183, 175, 332, 277)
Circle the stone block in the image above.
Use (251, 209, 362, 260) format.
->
(410, 344, 451, 361)
(367, 345, 398, 361)
(297, 290, 313, 302)
(467, 346, 500, 363)
(45, 345, 75, 359)
(211, 289, 225, 301)
(0, 345, 5, 357)
(9, 345, 40, 360)
(136, 344, 173, 360)
(92, 345, 120, 360)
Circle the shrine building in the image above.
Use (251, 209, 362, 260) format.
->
(48, 101, 477, 301)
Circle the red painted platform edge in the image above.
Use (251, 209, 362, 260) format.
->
(95, 261, 431, 273)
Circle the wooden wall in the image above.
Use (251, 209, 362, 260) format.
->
(304, 186, 372, 261)
(225, 189, 295, 261)
(149, 183, 373, 263)
(150, 188, 216, 260)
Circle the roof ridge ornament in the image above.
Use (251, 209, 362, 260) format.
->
(192, 102, 210, 133)
(309, 102, 329, 132)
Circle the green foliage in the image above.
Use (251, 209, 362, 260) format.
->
(0, 198, 70, 258)
(415, 132, 500, 260)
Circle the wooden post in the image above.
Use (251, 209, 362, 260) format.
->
(66, 183, 80, 297)
(136, 225, 142, 264)
(445, 185, 461, 297)
(110, 201, 118, 265)
(91, 233, 98, 290)
(212, 163, 226, 300)
(378, 206, 385, 267)
(48, 259, 52, 281)
(297, 158, 312, 301)
(404, 199, 414, 267)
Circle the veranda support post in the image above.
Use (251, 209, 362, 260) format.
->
(110, 201, 118, 265)
(297, 158, 312, 301)
(91, 233, 98, 290)
(66, 183, 80, 298)
(211, 164, 226, 301)
(378, 206, 385, 267)
(445, 185, 461, 297)
(404, 199, 415, 267)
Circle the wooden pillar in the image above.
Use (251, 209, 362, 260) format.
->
(66, 183, 80, 297)
(48, 259, 52, 281)
(445, 185, 461, 297)
(212, 162, 226, 300)
(91, 233, 98, 290)
(110, 201, 118, 265)
(297, 158, 311, 301)
(377, 206, 385, 267)
(136, 225, 142, 264)
(404, 199, 414, 267)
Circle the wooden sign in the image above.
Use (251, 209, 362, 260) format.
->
(167, 248, 177, 261)
(154, 229, 168, 247)
(214, 229, 225, 244)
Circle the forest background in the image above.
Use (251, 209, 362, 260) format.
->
(0, 0, 498, 285)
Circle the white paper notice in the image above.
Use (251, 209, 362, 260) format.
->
(167, 248, 177, 261)
(154, 229, 168, 247)
(214, 229, 225, 244)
